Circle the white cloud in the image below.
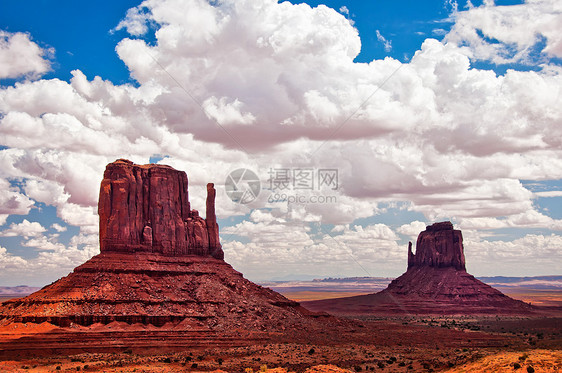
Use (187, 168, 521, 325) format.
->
(375, 30, 392, 52)
(0, 0, 561, 281)
(51, 223, 67, 232)
(465, 233, 562, 275)
(222, 210, 404, 278)
(445, 0, 562, 64)
(432, 28, 447, 36)
(202, 96, 256, 126)
(114, 6, 151, 36)
(0, 219, 46, 238)
(397, 221, 427, 239)
(0, 179, 35, 225)
(0, 31, 51, 79)
(0, 246, 28, 270)
(535, 191, 562, 198)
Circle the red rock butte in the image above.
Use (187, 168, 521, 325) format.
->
(407, 221, 465, 271)
(0, 160, 344, 355)
(303, 222, 535, 316)
(99, 159, 223, 259)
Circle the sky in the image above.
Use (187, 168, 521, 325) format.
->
(0, 0, 561, 286)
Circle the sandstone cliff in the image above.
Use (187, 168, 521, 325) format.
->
(98, 159, 223, 259)
(0, 159, 323, 331)
(407, 222, 465, 270)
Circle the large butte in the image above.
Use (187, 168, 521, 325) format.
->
(0, 160, 334, 345)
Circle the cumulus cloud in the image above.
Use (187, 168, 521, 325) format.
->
(51, 223, 67, 232)
(465, 232, 562, 275)
(0, 246, 28, 270)
(446, 0, 562, 64)
(0, 219, 46, 238)
(0, 31, 51, 79)
(114, 6, 152, 36)
(0, 229, 99, 285)
(397, 221, 428, 239)
(0, 179, 35, 225)
(0, 0, 561, 280)
(222, 209, 405, 278)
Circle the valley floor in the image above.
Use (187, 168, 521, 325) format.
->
(0, 316, 560, 372)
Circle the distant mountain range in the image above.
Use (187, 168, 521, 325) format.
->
(0, 286, 41, 296)
(261, 275, 562, 293)
(1, 275, 561, 298)
(478, 276, 562, 289)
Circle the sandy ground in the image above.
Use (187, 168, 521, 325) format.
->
(0, 346, 560, 372)
(0, 315, 560, 372)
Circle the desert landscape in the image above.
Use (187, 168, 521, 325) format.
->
(0, 160, 560, 372)
(1, 0, 562, 372)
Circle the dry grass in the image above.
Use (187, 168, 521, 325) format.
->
(445, 349, 562, 372)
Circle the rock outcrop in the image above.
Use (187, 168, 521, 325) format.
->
(303, 221, 535, 316)
(408, 222, 465, 270)
(98, 159, 223, 259)
(0, 159, 336, 345)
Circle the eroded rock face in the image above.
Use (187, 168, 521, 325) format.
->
(0, 159, 335, 335)
(98, 159, 223, 259)
(407, 221, 465, 271)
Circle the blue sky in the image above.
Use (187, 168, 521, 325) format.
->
(1, 1, 527, 82)
(0, 0, 561, 285)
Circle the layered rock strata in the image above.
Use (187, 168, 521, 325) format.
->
(0, 160, 317, 330)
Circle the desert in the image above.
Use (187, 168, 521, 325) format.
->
(2, 0, 562, 371)
(0, 160, 560, 372)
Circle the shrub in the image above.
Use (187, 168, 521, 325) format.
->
(527, 367, 535, 373)
(513, 362, 521, 369)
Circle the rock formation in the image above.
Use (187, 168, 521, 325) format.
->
(407, 221, 465, 270)
(0, 160, 341, 354)
(303, 222, 535, 316)
(98, 159, 223, 259)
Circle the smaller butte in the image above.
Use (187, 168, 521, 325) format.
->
(303, 222, 535, 316)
